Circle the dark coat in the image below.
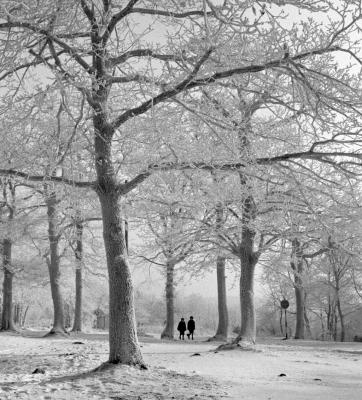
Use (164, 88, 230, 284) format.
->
(177, 320, 187, 333)
(187, 319, 195, 332)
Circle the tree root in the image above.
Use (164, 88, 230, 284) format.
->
(0, 326, 20, 334)
(215, 340, 259, 352)
(160, 333, 175, 340)
(43, 329, 69, 338)
(93, 360, 148, 372)
(206, 335, 227, 342)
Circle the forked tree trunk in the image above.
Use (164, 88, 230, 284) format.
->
(95, 131, 144, 367)
(72, 216, 83, 332)
(1, 239, 15, 331)
(161, 260, 175, 339)
(45, 189, 66, 335)
(214, 255, 228, 340)
(291, 238, 305, 339)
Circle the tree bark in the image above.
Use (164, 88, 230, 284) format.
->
(234, 195, 258, 345)
(237, 256, 257, 344)
(22, 305, 29, 328)
(161, 260, 175, 339)
(1, 239, 15, 331)
(291, 238, 305, 339)
(212, 202, 228, 341)
(94, 131, 145, 366)
(294, 282, 305, 339)
(336, 297, 345, 342)
(214, 255, 228, 340)
(45, 188, 66, 335)
(304, 299, 312, 338)
(72, 215, 83, 332)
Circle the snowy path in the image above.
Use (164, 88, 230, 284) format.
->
(142, 338, 362, 400)
(0, 332, 362, 399)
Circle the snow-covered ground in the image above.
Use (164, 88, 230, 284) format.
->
(0, 331, 362, 399)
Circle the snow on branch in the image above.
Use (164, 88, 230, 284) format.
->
(0, 169, 95, 189)
(111, 47, 214, 128)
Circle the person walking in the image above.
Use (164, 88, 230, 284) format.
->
(187, 316, 195, 340)
(177, 317, 187, 340)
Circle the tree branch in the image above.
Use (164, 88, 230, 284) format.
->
(0, 21, 94, 74)
(0, 169, 95, 189)
(0, 50, 67, 82)
(130, 8, 214, 18)
(102, 0, 141, 44)
(111, 45, 342, 128)
(111, 47, 214, 128)
(107, 49, 195, 67)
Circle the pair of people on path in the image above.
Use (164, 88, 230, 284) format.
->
(177, 316, 195, 340)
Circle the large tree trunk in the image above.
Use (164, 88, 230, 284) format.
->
(214, 255, 228, 340)
(234, 196, 258, 346)
(72, 215, 83, 332)
(291, 238, 305, 339)
(294, 282, 305, 339)
(94, 131, 144, 367)
(45, 189, 66, 335)
(1, 239, 15, 331)
(237, 257, 257, 344)
(161, 260, 175, 339)
(90, 25, 144, 365)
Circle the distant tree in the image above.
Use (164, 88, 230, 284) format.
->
(133, 173, 202, 339)
(0, 179, 16, 331)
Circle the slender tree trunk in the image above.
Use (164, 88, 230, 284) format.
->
(72, 215, 83, 332)
(1, 239, 15, 331)
(332, 262, 345, 342)
(336, 297, 345, 342)
(45, 189, 66, 335)
(333, 312, 338, 341)
(212, 202, 228, 341)
(303, 292, 312, 338)
(161, 260, 175, 339)
(22, 305, 29, 328)
(304, 305, 312, 339)
(94, 131, 144, 366)
(320, 312, 325, 340)
(291, 238, 305, 339)
(280, 308, 284, 336)
(214, 255, 228, 340)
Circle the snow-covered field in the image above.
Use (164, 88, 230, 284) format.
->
(1, 331, 362, 399)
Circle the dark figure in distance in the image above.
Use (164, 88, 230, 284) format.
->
(187, 316, 195, 340)
(177, 318, 187, 340)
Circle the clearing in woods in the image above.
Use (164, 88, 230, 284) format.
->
(0, 331, 362, 399)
